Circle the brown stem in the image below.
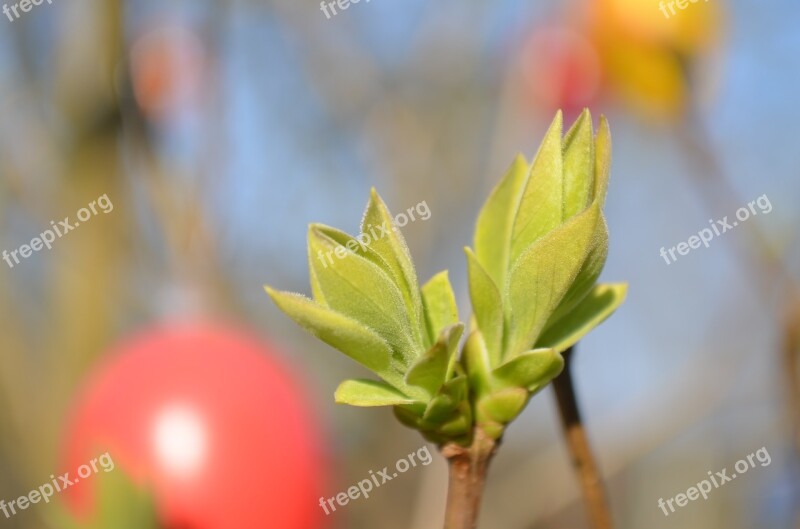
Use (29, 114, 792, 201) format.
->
(441, 428, 497, 529)
(552, 347, 613, 529)
(784, 300, 800, 452)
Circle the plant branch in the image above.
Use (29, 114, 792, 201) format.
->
(552, 346, 613, 529)
(784, 300, 800, 453)
(441, 428, 497, 529)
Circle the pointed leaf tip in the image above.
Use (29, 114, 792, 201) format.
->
(335, 379, 417, 407)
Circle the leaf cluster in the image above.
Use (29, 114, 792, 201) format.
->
(266, 110, 626, 445)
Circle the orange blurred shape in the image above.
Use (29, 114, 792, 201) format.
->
(519, 24, 604, 120)
(130, 24, 207, 122)
(586, 0, 724, 121)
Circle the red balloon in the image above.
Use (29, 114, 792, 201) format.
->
(61, 322, 327, 529)
(520, 25, 604, 120)
(130, 23, 206, 122)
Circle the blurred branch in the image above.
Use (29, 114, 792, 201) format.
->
(552, 347, 613, 529)
(0, 4, 127, 529)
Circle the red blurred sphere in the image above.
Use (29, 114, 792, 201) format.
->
(520, 25, 604, 119)
(130, 24, 206, 122)
(61, 322, 326, 529)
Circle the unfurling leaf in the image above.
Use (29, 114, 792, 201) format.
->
(506, 202, 601, 357)
(493, 349, 564, 391)
(421, 271, 460, 347)
(264, 287, 398, 383)
(361, 188, 426, 347)
(474, 154, 529, 290)
(538, 283, 628, 353)
(478, 388, 529, 424)
(335, 379, 418, 407)
(406, 323, 464, 396)
(509, 112, 565, 263)
(465, 249, 504, 365)
(307, 225, 421, 362)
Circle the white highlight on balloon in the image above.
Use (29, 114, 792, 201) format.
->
(153, 404, 208, 476)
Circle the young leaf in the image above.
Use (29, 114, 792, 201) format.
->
(548, 217, 609, 323)
(505, 202, 601, 357)
(562, 109, 595, 220)
(335, 379, 419, 407)
(547, 117, 612, 320)
(308, 256, 327, 306)
(421, 271, 460, 347)
(308, 226, 420, 362)
(406, 323, 464, 396)
(473, 154, 529, 289)
(360, 189, 426, 346)
(440, 373, 468, 404)
(422, 394, 457, 423)
(477, 387, 529, 424)
(492, 348, 564, 390)
(438, 412, 472, 437)
(465, 248, 504, 364)
(462, 330, 494, 397)
(537, 283, 628, 352)
(265, 287, 402, 386)
(592, 116, 612, 205)
(311, 224, 394, 279)
(510, 111, 565, 264)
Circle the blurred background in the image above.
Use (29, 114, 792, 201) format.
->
(0, 0, 799, 527)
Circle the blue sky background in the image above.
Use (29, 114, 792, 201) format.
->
(0, 0, 798, 527)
